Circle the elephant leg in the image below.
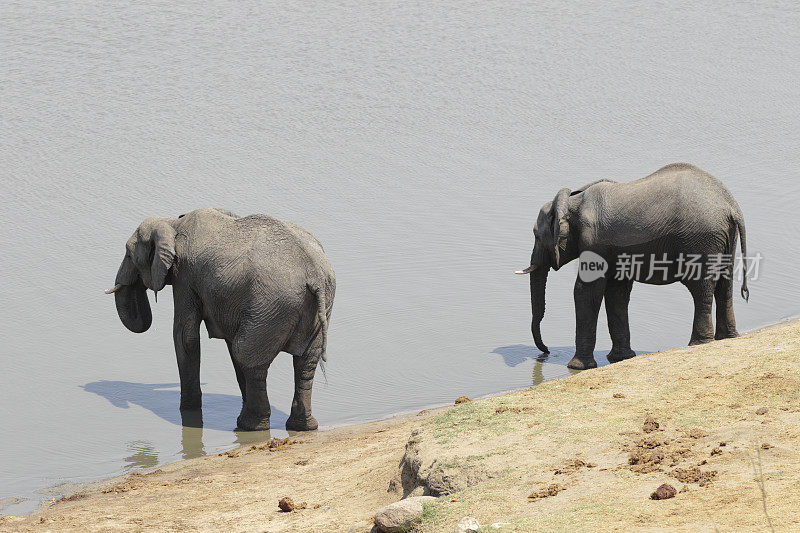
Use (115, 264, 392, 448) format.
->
(236, 364, 271, 431)
(225, 340, 247, 403)
(714, 274, 739, 340)
(286, 354, 320, 431)
(569, 275, 606, 370)
(685, 278, 716, 345)
(605, 278, 636, 363)
(230, 322, 282, 431)
(173, 291, 202, 410)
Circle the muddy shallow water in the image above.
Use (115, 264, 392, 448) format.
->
(2, 0, 800, 515)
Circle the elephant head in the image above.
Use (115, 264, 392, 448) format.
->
(106, 217, 177, 333)
(516, 187, 577, 354)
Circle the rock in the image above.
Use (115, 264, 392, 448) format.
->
(650, 483, 677, 500)
(278, 497, 306, 512)
(399, 432, 492, 496)
(374, 496, 437, 533)
(710, 447, 722, 456)
(642, 415, 659, 433)
(455, 516, 480, 532)
(455, 396, 472, 405)
(756, 406, 768, 415)
(761, 443, 773, 449)
(613, 393, 626, 398)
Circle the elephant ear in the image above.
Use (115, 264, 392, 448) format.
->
(149, 222, 176, 292)
(551, 187, 571, 269)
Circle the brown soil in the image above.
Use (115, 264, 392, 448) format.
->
(2, 318, 800, 532)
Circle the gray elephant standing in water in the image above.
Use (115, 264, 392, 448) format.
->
(107, 208, 335, 431)
(517, 163, 749, 370)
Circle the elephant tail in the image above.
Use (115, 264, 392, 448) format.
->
(736, 215, 750, 302)
(305, 282, 329, 362)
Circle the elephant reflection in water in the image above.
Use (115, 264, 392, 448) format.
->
(180, 410, 205, 460)
(179, 410, 276, 459)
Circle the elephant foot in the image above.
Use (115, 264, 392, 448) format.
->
(286, 414, 318, 432)
(236, 412, 270, 431)
(715, 329, 739, 340)
(688, 336, 714, 346)
(607, 348, 636, 363)
(567, 356, 597, 370)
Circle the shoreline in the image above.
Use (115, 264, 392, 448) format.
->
(3, 316, 799, 531)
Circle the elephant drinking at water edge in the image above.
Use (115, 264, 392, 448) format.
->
(517, 163, 750, 370)
(107, 208, 335, 431)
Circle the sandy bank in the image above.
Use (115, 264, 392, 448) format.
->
(3, 319, 799, 532)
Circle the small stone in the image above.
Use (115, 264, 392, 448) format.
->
(710, 447, 722, 456)
(454, 396, 472, 405)
(417, 410, 429, 416)
(454, 516, 480, 533)
(756, 407, 768, 415)
(278, 497, 306, 512)
(643, 415, 660, 433)
(719, 442, 727, 447)
(374, 496, 437, 533)
(761, 443, 773, 450)
(650, 483, 677, 500)
(613, 393, 626, 398)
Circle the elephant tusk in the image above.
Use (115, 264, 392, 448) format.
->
(105, 284, 124, 294)
(515, 265, 536, 275)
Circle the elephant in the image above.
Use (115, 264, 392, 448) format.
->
(516, 163, 749, 371)
(106, 208, 335, 431)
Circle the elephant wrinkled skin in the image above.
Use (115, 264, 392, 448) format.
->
(518, 163, 749, 370)
(109, 208, 335, 431)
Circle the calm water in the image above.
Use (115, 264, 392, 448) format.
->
(2, 1, 799, 515)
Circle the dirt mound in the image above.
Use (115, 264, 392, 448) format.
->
(643, 415, 660, 433)
(554, 458, 596, 475)
(670, 467, 717, 486)
(528, 484, 564, 501)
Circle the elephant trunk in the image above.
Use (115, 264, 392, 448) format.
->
(113, 256, 153, 333)
(530, 268, 550, 354)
